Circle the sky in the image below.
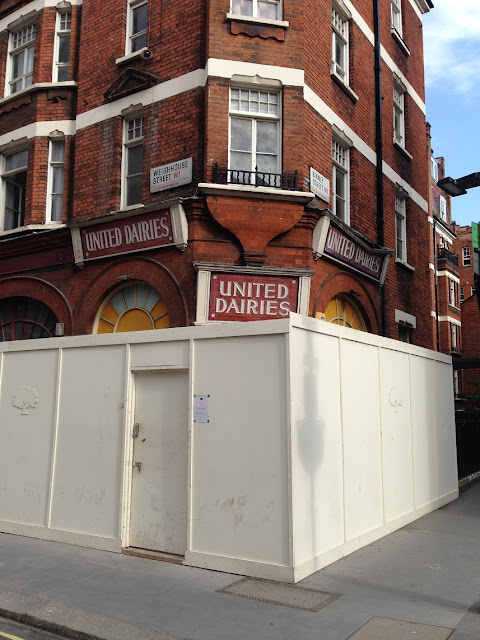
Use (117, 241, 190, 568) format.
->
(423, 0, 480, 227)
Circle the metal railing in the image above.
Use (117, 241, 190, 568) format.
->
(437, 246, 459, 267)
(212, 163, 300, 191)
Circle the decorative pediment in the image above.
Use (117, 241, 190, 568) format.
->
(104, 68, 158, 103)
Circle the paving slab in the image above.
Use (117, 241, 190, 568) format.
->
(348, 617, 453, 640)
(0, 483, 478, 640)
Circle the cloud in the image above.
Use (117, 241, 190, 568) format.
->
(423, 0, 480, 93)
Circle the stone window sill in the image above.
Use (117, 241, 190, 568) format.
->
(0, 81, 77, 107)
(0, 223, 65, 239)
(116, 47, 150, 66)
(226, 13, 289, 40)
(198, 182, 314, 204)
(395, 258, 415, 272)
(393, 140, 413, 161)
(331, 71, 359, 103)
(391, 28, 410, 56)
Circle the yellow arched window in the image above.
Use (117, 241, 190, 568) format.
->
(96, 282, 170, 334)
(324, 295, 367, 331)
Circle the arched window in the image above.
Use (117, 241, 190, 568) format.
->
(0, 298, 58, 341)
(96, 282, 170, 333)
(324, 295, 367, 331)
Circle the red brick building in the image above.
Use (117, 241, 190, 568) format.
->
(429, 149, 461, 355)
(452, 223, 480, 402)
(0, 0, 435, 346)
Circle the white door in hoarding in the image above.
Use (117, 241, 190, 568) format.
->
(129, 370, 188, 555)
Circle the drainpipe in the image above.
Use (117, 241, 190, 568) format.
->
(373, 0, 387, 336)
(433, 219, 440, 351)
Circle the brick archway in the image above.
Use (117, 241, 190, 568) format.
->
(312, 270, 380, 334)
(0, 276, 73, 335)
(73, 257, 190, 334)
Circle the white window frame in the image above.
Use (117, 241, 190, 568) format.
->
(229, 86, 281, 186)
(122, 115, 144, 209)
(7, 23, 36, 96)
(471, 285, 476, 297)
(460, 286, 464, 303)
(451, 322, 459, 351)
(46, 135, 65, 223)
(431, 156, 438, 182)
(393, 82, 405, 148)
(53, 10, 71, 82)
(230, 0, 282, 20)
(391, 0, 402, 37)
(126, 0, 148, 55)
(449, 279, 456, 307)
(439, 195, 447, 222)
(1, 148, 28, 231)
(462, 246, 471, 266)
(331, 3, 350, 86)
(395, 192, 407, 263)
(331, 138, 350, 225)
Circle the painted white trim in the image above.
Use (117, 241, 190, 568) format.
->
(0, 0, 82, 32)
(304, 85, 375, 164)
(395, 309, 416, 328)
(382, 160, 428, 212)
(0, 222, 65, 239)
(185, 550, 294, 582)
(0, 55, 428, 214)
(340, 0, 425, 113)
(0, 121, 75, 148)
(0, 521, 120, 552)
(431, 310, 436, 318)
(429, 217, 455, 243)
(437, 271, 460, 284)
(226, 13, 289, 28)
(76, 68, 207, 130)
(207, 58, 304, 87)
(429, 263, 434, 271)
(438, 316, 461, 326)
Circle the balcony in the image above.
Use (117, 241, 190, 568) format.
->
(212, 163, 301, 191)
(437, 246, 459, 268)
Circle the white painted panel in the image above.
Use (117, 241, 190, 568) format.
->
(0, 350, 58, 525)
(49, 346, 125, 538)
(379, 349, 414, 522)
(190, 334, 289, 566)
(290, 327, 344, 564)
(410, 356, 439, 507)
(130, 340, 189, 369)
(434, 361, 458, 498)
(130, 370, 188, 555)
(341, 339, 383, 540)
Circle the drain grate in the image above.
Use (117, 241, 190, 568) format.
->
(217, 577, 340, 612)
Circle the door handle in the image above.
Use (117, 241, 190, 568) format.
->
(133, 423, 140, 438)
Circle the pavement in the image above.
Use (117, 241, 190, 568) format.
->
(0, 482, 479, 640)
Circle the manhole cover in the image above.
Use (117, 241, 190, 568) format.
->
(217, 577, 340, 612)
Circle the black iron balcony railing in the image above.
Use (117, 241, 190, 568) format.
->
(212, 163, 300, 191)
(437, 246, 459, 267)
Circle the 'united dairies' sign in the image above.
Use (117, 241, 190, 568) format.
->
(209, 273, 299, 321)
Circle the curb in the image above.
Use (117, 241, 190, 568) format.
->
(459, 470, 480, 493)
(0, 586, 183, 640)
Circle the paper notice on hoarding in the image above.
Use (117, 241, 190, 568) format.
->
(194, 394, 210, 423)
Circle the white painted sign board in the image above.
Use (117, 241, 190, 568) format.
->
(310, 167, 330, 203)
(150, 157, 193, 192)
